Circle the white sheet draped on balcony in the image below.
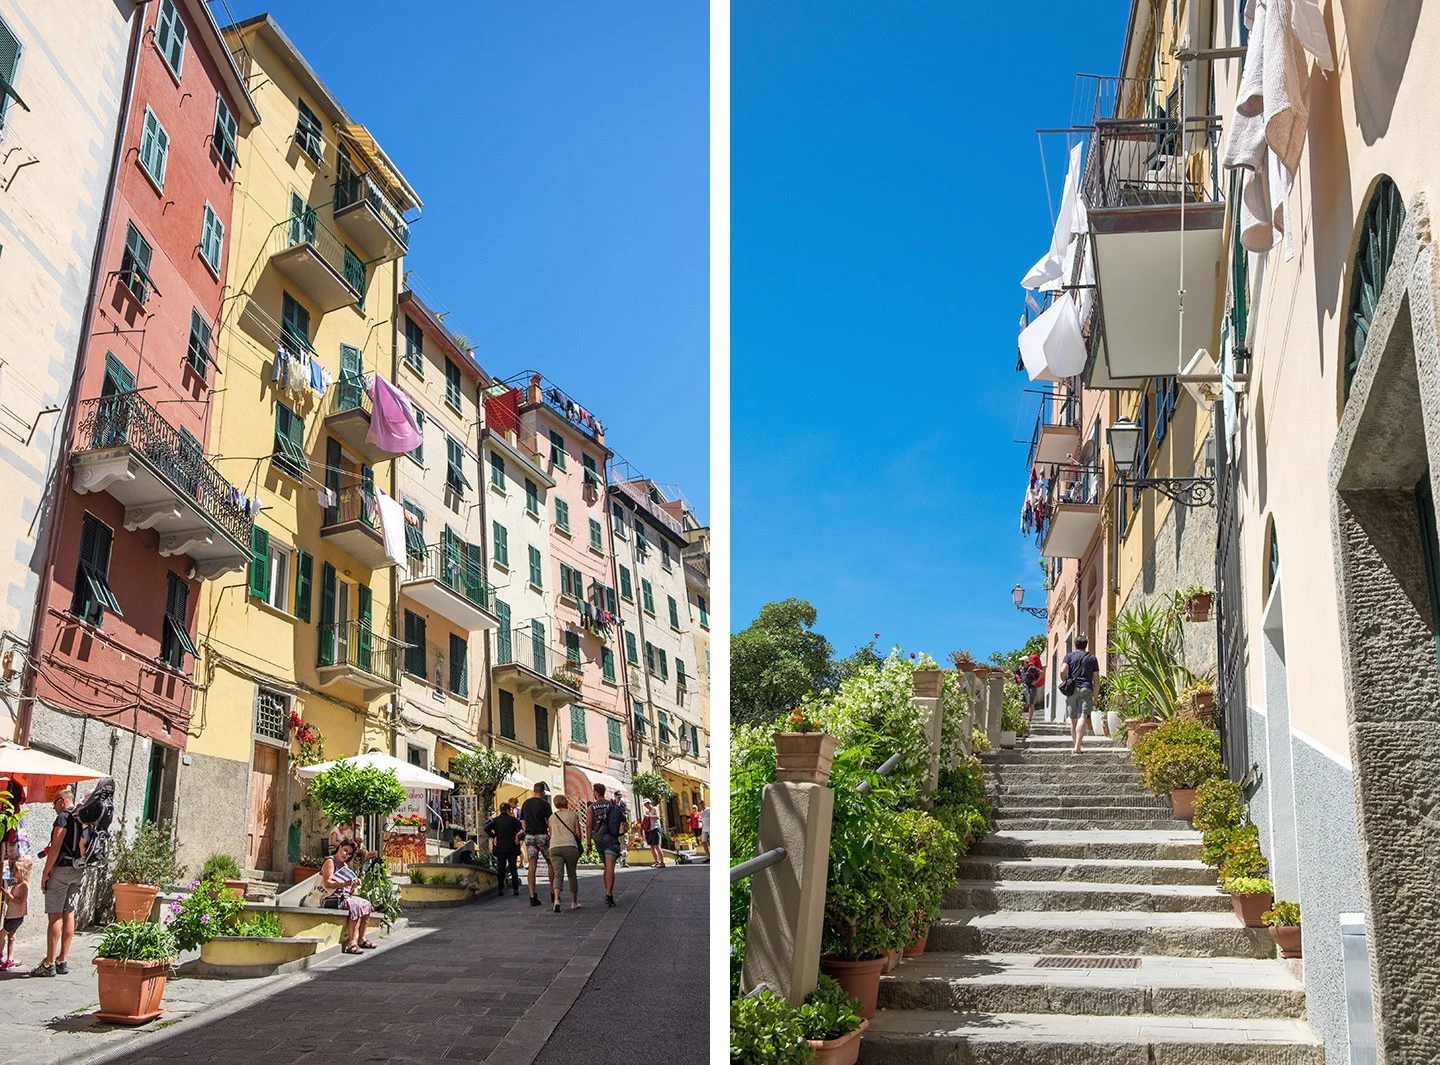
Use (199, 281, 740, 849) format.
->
(1019, 293, 1088, 382)
(1022, 142, 1087, 291)
(1222, 0, 1334, 256)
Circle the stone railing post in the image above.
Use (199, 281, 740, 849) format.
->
(740, 734, 837, 1006)
(985, 671, 1004, 748)
(912, 669, 944, 793)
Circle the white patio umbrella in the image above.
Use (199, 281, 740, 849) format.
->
(294, 751, 454, 791)
(0, 742, 106, 801)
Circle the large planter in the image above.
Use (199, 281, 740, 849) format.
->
(94, 957, 172, 1024)
(1183, 594, 1213, 622)
(955, 661, 977, 674)
(1105, 711, 1122, 736)
(1230, 891, 1274, 928)
(1089, 710, 1106, 735)
(1269, 925, 1302, 958)
(1127, 721, 1159, 749)
(774, 732, 839, 785)
(1169, 788, 1197, 821)
(807, 1018, 869, 1065)
(112, 883, 159, 923)
(223, 878, 249, 901)
(903, 926, 929, 958)
(292, 865, 319, 884)
(912, 669, 944, 699)
(1190, 691, 1216, 718)
(820, 957, 886, 1020)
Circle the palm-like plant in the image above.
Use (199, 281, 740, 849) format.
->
(1108, 599, 1196, 722)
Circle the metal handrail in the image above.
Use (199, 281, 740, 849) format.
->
(1026, 384, 1081, 469)
(322, 485, 380, 532)
(74, 392, 253, 547)
(331, 373, 371, 418)
(855, 750, 904, 794)
(1033, 463, 1104, 547)
(333, 171, 410, 249)
(730, 846, 787, 884)
(404, 542, 495, 611)
(284, 209, 366, 295)
(318, 618, 397, 680)
(1082, 114, 1223, 212)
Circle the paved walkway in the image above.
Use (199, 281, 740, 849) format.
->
(0, 864, 707, 1065)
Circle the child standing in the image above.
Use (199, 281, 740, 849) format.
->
(2, 857, 30, 969)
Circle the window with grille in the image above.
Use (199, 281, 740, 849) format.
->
(200, 203, 223, 275)
(213, 95, 237, 171)
(254, 688, 289, 742)
(71, 514, 121, 625)
(499, 689, 516, 739)
(295, 97, 323, 161)
(187, 310, 212, 379)
(155, 0, 186, 78)
(570, 704, 587, 746)
(139, 108, 169, 189)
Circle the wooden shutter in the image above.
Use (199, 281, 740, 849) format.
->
(495, 600, 512, 663)
(294, 551, 313, 622)
(449, 633, 467, 696)
(319, 562, 336, 664)
(248, 525, 270, 599)
(532, 620, 546, 672)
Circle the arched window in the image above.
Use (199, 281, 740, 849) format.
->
(1264, 518, 1280, 603)
(1344, 177, 1406, 401)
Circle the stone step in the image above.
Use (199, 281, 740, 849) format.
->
(956, 856, 1217, 886)
(878, 953, 1307, 1019)
(945, 880, 1231, 914)
(858, 1011, 1324, 1065)
(992, 803, 1174, 818)
(993, 794, 1164, 809)
(991, 784, 1156, 798)
(998, 818, 1193, 832)
(985, 751, 1132, 765)
(927, 909, 1275, 959)
(972, 831, 1202, 862)
(987, 766, 1142, 781)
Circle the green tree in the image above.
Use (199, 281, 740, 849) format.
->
(731, 599, 834, 727)
(306, 762, 408, 828)
(992, 633, 1047, 677)
(833, 637, 884, 686)
(449, 748, 518, 822)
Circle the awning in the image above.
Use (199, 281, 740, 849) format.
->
(296, 751, 454, 790)
(0, 744, 106, 801)
(337, 124, 421, 211)
(1018, 295, 1087, 381)
(564, 763, 627, 811)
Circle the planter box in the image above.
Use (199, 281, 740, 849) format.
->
(807, 1018, 869, 1065)
(198, 936, 331, 977)
(406, 863, 497, 893)
(774, 732, 838, 785)
(820, 957, 885, 1020)
(1170, 788, 1197, 821)
(112, 883, 160, 924)
(1230, 892, 1274, 928)
(390, 825, 421, 835)
(1183, 594, 1213, 622)
(912, 669, 944, 699)
(292, 865, 319, 884)
(94, 957, 171, 1025)
(400, 882, 473, 908)
(1270, 925, 1302, 958)
(223, 878, 249, 901)
(1127, 721, 1159, 749)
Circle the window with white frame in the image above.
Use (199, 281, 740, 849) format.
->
(200, 203, 223, 275)
(263, 540, 292, 613)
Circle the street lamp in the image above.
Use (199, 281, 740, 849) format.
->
(1011, 584, 1048, 620)
(1105, 415, 1216, 508)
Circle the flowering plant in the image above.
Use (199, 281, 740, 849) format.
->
(391, 813, 425, 829)
(167, 876, 245, 952)
(288, 711, 326, 767)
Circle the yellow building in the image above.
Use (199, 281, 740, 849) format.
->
(680, 516, 712, 817)
(174, 15, 420, 876)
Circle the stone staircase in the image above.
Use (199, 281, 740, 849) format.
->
(862, 723, 1324, 1064)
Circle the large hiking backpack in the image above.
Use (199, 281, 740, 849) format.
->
(72, 777, 115, 869)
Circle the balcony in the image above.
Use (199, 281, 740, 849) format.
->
(320, 486, 395, 570)
(1036, 463, 1103, 559)
(401, 543, 500, 632)
(323, 375, 391, 465)
(270, 211, 365, 313)
(317, 619, 397, 697)
(1029, 387, 1081, 467)
(1083, 115, 1225, 383)
(333, 172, 409, 262)
(612, 477, 685, 539)
(491, 629, 582, 711)
(70, 392, 253, 579)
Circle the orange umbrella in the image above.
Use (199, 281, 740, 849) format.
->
(0, 742, 105, 802)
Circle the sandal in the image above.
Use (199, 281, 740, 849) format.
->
(342, 945, 363, 955)
(358, 940, 378, 949)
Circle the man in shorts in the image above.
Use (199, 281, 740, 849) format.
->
(519, 782, 554, 907)
(588, 782, 627, 908)
(33, 788, 83, 977)
(698, 800, 710, 862)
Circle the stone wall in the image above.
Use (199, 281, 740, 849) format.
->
(171, 749, 250, 877)
(1121, 499, 1219, 677)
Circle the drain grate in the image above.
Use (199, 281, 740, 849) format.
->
(1034, 956, 1141, 969)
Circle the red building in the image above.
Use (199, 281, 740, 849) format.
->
(22, 0, 259, 827)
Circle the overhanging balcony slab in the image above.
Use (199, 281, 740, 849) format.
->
(323, 404, 389, 466)
(493, 662, 580, 711)
(334, 196, 405, 262)
(319, 521, 394, 571)
(271, 242, 360, 313)
(1089, 204, 1225, 381)
(401, 577, 499, 632)
(315, 661, 395, 699)
(1040, 503, 1102, 558)
(1034, 424, 1082, 466)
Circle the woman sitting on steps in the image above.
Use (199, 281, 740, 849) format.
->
(319, 839, 375, 954)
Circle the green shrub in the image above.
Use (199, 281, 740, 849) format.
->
(109, 822, 185, 887)
(306, 762, 408, 827)
(1218, 825, 1268, 881)
(888, 808, 961, 940)
(730, 990, 813, 1065)
(1140, 742, 1224, 796)
(357, 861, 402, 928)
(200, 853, 243, 882)
(1200, 825, 1241, 868)
(970, 727, 992, 753)
(96, 919, 179, 962)
(1220, 876, 1273, 895)
(796, 975, 862, 1042)
(236, 911, 285, 938)
(811, 654, 932, 802)
(1133, 719, 1220, 771)
(631, 771, 674, 803)
(1263, 900, 1300, 927)
(1192, 779, 1245, 832)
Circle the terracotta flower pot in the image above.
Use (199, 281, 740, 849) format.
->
(1127, 721, 1158, 749)
(773, 732, 839, 785)
(912, 669, 944, 699)
(1230, 891, 1274, 928)
(292, 865, 319, 884)
(1184, 594, 1213, 622)
(1169, 788, 1197, 821)
(111, 883, 159, 923)
(1269, 925, 1302, 958)
(223, 878, 249, 901)
(956, 661, 977, 673)
(820, 956, 886, 1020)
(807, 1018, 869, 1065)
(903, 925, 929, 957)
(94, 957, 172, 1025)
(1191, 691, 1215, 717)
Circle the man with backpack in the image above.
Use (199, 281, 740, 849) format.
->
(588, 782, 627, 908)
(1019, 654, 1045, 726)
(32, 788, 84, 977)
(1060, 635, 1101, 754)
(483, 803, 523, 897)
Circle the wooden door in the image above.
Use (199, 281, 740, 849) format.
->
(246, 744, 282, 871)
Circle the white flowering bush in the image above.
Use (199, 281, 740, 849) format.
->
(809, 652, 930, 802)
(940, 670, 975, 768)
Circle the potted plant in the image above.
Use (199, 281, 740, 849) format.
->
(798, 975, 868, 1065)
(1179, 677, 1217, 720)
(200, 853, 247, 901)
(390, 813, 426, 835)
(1139, 741, 1223, 820)
(168, 875, 246, 954)
(108, 822, 184, 923)
(93, 920, 178, 1025)
(729, 989, 812, 1065)
(1178, 584, 1214, 622)
(1263, 901, 1302, 957)
(306, 762, 409, 844)
(631, 770, 676, 806)
(1221, 876, 1275, 927)
(1217, 826, 1269, 883)
(448, 747, 519, 828)
(292, 854, 323, 883)
(552, 665, 582, 691)
(774, 711, 839, 785)
(949, 649, 977, 674)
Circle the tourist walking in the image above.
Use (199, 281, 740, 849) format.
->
(320, 840, 374, 954)
(641, 800, 665, 868)
(519, 782, 554, 908)
(1060, 635, 1101, 754)
(1019, 653, 1045, 726)
(31, 788, 83, 977)
(484, 803, 523, 896)
(688, 803, 701, 841)
(546, 795, 583, 912)
(698, 800, 710, 862)
(588, 782, 627, 908)
(612, 790, 629, 867)
(2, 856, 31, 969)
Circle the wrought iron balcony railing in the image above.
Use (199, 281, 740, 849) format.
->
(74, 391, 252, 546)
(332, 372, 371, 418)
(285, 209, 366, 296)
(1032, 463, 1103, 548)
(492, 627, 577, 688)
(333, 171, 410, 250)
(1026, 384, 1081, 469)
(1081, 114, 1223, 211)
(405, 542, 496, 612)
(318, 618, 397, 680)
(322, 485, 380, 532)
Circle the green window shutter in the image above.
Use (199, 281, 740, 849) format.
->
(446, 437, 471, 494)
(490, 451, 505, 489)
(213, 96, 237, 170)
(449, 633, 467, 696)
(625, 631, 638, 664)
(659, 649, 668, 680)
(0, 17, 23, 134)
(555, 498, 569, 532)
(248, 525, 270, 599)
(495, 600, 512, 663)
(692, 726, 700, 757)
(642, 580, 654, 613)
(445, 358, 461, 408)
(139, 108, 168, 188)
(605, 586, 617, 615)
(645, 642, 655, 674)
(668, 596, 679, 629)
(356, 584, 373, 669)
(570, 704, 587, 746)
(532, 619, 547, 672)
(698, 595, 708, 627)
(410, 408, 424, 464)
(549, 430, 566, 468)
(619, 565, 632, 600)
(677, 658, 687, 688)
(403, 611, 421, 676)
(528, 545, 542, 587)
(565, 629, 580, 665)
(607, 717, 621, 754)
(403, 503, 426, 558)
(611, 502, 626, 538)
(187, 309, 212, 377)
(525, 478, 538, 515)
(492, 522, 508, 567)
(499, 689, 515, 739)
(535, 705, 549, 751)
(318, 562, 336, 665)
(602, 647, 616, 683)
(294, 551, 313, 622)
(588, 518, 602, 550)
(201, 204, 223, 272)
(156, 0, 186, 76)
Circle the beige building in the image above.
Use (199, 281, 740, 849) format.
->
(681, 514, 712, 817)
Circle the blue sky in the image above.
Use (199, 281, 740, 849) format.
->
(733, 1, 1128, 658)
(231, 2, 710, 520)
